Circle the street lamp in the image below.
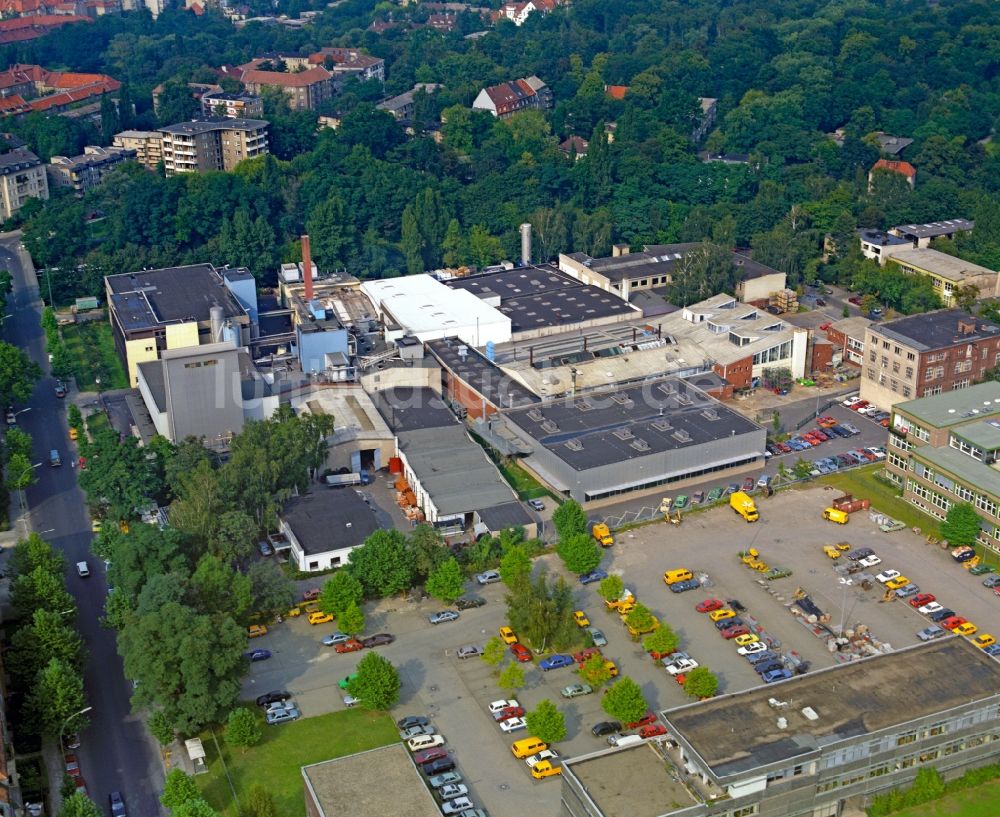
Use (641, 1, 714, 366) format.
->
(9, 407, 31, 422)
(59, 706, 92, 759)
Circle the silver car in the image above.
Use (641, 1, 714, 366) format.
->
(586, 627, 607, 647)
(265, 705, 300, 725)
(476, 570, 501, 585)
(429, 610, 460, 625)
(400, 724, 435, 740)
(322, 631, 350, 646)
(441, 798, 474, 815)
(438, 784, 469, 800)
(457, 645, 483, 659)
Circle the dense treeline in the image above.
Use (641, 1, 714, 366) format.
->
(6, 0, 1000, 301)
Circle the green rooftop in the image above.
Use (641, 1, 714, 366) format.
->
(895, 382, 1000, 429)
(912, 444, 1000, 500)
(950, 420, 1000, 451)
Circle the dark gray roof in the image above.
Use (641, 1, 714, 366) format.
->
(565, 245, 701, 284)
(871, 308, 1000, 352)
(107, 264, 246, 332)
(0, 148, 40, 174)
(892, 219, 974, 239)
(444, 265, 637, 332)
(858, 229, 909, 247)
(477, 501, 533, 532)
(373, 387, 456, 432)
(506, 377, 760, 471)
(425, 338, 539, 410)
(733, 253, 781, 280)
(281, 491, 378, 556)
(158, 117, 268, 135)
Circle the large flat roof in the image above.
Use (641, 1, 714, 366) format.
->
(302, 743, 440, 817)
(563, 244, 702, 283)
(894, 380, 1000, 428)
(425, 338, 539, 409)
(373, 387, 456, 432)
(869, 308, 1000, 351)
(893, 219, 974, 239)
(281, 490, 379, 556)
(949, 418, 1000, 450)
(444, 265, 639, 333)
(888, 247, 996, 282)
(107, 264, 246, 331)
(912, 444, 1000, 498)
(291, 386, 393, 443)
(664, 638, 1000, 780)
(505, 377, 761, 471)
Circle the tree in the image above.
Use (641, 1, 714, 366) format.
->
(624, 603, 657, 636)
(552, 500, 587, 540)
(6, 608, 85, 689)
(224, 707, 262, 754)
(173, 800, 221, 817)
(239, 785, 277, 817)
(187, 554, 252, 620)
(208, 510, 258, 564)
(306, 194, 355, 272)
(26, 657, 87, 738)
(247, 562, 296, 621)
(147, 710, 175, 747)
(407, 524, 449, 581)
(952, 284, 980, 313)
(0, 340, 41, 407)
(6, 452, 39, 491)
(683, 667, 719, 699)
(10, 531, 64, 577)
(12, 566, 75, 620)
(338, 601, 365, 636)
(347, 529, 414, 597)
(161, 769, 201, 810)
(78, 429, 162, 522)
(498, 662, 525, 695)
(320, 570, 364, 616)
(597, 575, 624, 604)
(525, 699, 567, 743)
(426, 557, 465, 604)
(58, 793, 102, 817)
(940, 502, 982, 546)
(642, 625, 680, 657)
(481, 636, 506, 668)
(349, 651, 400, 711)
(578, 652, 614, 687)
(601, 676, 647, 723)
(557, 533, 602, 574)
(499, 545, 531, 587)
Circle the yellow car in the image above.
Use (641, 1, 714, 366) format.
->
(836, 542, 851, 551)
(530, 760, 562, 779)
(308, 611, 335, 625)
(952, 621, 978, 636)
(734, 633, 759, 647)
(709, 608, 736, 622)
(247, 624, 268, 638)
(603, 660, 619, 678)
(286, 606, 302, 617)
(68, 427, 78, 441)
(573, 611, 590, 628)
(499, 626, 518, 645)
(617, 601, 635, 615)
(973, 633, 996, 649)
(822, 546, 840, 559)
(90, 519, 102, 533)
(885, 576, 910, 591)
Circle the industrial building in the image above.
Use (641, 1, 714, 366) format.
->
(501, 377, 765, 503)
(562, 638, 1000, 817)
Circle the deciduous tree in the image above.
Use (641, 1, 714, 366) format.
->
(601, 676, 648, 723)
(498, 662, 525, 695)
(349, 651, 401, 711)
(525, 699, 567, 743)
(147, 710, 175, 747)
(557, 533, 602, 574)
(247, 562, 296, 621)
(482, 636, 506, 668)
(552, 500, 587, 540)
(578, 653, 613, 687)
(320, 570, 364, 615)
(26, 657, 87, 738)
(224, 707, 262, 754)
(624, 603, 657, 636)
(683, 667, 719, 699)
(0, 340, 41, 408)
(58, 793, 102, 817)
(499, 545, 531, 587)
(426, 557, 465, 604)
(347, 529, 414, 597)
(597, 575, 624, 603)
(941, 502, 982, 547)
(338, 601, 365, 636)
(642, 625, 679, 657)
(161, 770, 201, 810)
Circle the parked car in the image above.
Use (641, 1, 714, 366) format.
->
(528, 499, 545, 511)
(917, 625, 947, 641)
(721, 626, 751, 639)
(441, 797, 475, 815)
(108, 792, 126, 817)
(492, 706, 525, 722)
(308, 611, 334, 625)
(255, 690, 291, 707)
(984, 576, 1000, 588)
(669, 578, 700, 593)
(400, 724, 436, 740)
(858, 555, 883, 568)
(455, 597, 486, 610)
(422, 758, 456, 777)
(397, 715, 429, 730)
(265, 705, 300, 725)
(338, 673, 358, 689)
(573, 610, 590, 627)
(754, 660, 784, 675)
(664, 657, 698, 675)
(715, 617, 745, 631)
(574, 647, 602, 664)
(438, 784, 469, 800)
(591, 721, 622, 737)
(673, 494, 690, 509)
(457, 645, 484, 659)
(909, 593, 936, 608)
(540, 654, 574, 671)
(322, 631, 350, 646)
(696, 598, 724, 613)
(762, 668, 794, 683)
(499, 717, 527, 733)
(876, 569, 902, 584)
(561, 684, 593, 698)
(746, 651, 779, 665)
(428, 771, 462, 789)
(334, 638, 364, 654)
(928, 608, 957, 622)
(587, 627, 607, 647)
(488, 699, 519, 714)
(510, 643, 532, 662)
(579, 569, 608, 585)
(244, 649, 271, 662)
(414, 747, 448, 765)
(525, 749, 560, 767)
(707, 486, 725, 501)
(476, 570, 501, 585)
(738, 641, 768, 656)
(258, 541, 274, 557)
(361, 633, 395, 648)
(625, 712, 657, 730)
(429, 611, 460, 625)
(640, 723, 669, 738)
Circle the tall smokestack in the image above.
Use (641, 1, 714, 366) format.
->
(301, 234, 313, 302)
(520, 223, 532, 266)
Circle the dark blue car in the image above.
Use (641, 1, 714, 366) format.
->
(245, 649, 272, 662)
(540, 654, 574, 671)
(579, 569, 608, 585)
(762, 668, 794, 683)
(669, 579, 700, 593)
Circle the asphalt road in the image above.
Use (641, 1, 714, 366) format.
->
(0, 237, 164, 817)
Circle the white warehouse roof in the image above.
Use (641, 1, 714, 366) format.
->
(361, 275, 512, 346)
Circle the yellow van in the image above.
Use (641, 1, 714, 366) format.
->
(511, 737, 547, 759)
(530, 760, 562, 779)
(499, 626, 518, 645)
(663, 568, 694, 586)
(822, 507, 849, 525)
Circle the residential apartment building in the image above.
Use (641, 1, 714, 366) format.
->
(159, 117, 268, 175)
(0, 147, 47, 220)
(884, 381, 1000, 551)
(886, 247, 1000, 305)
(200, 90, 263, 119)
(472, 76, 552, 118)
(562, 638, 1000, 817)
(307, 47, 385, 83)
(47, 145, 135, 192)
(0, 63, 118, 117)
(112, 130, 163, 170)
(236, 62, 334, 111)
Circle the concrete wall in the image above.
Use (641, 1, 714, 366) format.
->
(162, 345, 245, 445)
(737, 271, 785, 304)
(296, 325, 350, 373)
(360, 364, 441, 395)
(136, 367, 169, 438)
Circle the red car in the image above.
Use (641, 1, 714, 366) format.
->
(626, 712, 657, 730)
(810, 428, 828, 441)
(817, 415, 837, 428)
(941, 616, 967, 630)
(910, 593, 935, 608)
(574, 647, 602, 664)
(802, 432, 821, 445)
(639, 723, 668, 739)
(65, 754, 81, 778)
(721, 625, 751, 639)
(848, 296, 862, 305)
(819, 322, 832, 331)
(510, 643, 532, 662)
(696, 598, 724, 613)
(493, 706, 525, 722)
(302, 588, 321, 601)
(775, 442, 792, 454)
(335, 638, 364, 654)
(414, 747, 447, 765)
(851, 400, 869, 411)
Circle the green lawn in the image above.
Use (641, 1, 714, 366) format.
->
(196, 709, 398, 817)
(60, 320, 128, 391)
(891, 779, 1000, 817)
(818, 464, 940, 538)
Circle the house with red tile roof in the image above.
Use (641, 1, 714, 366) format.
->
(0, 13, 88, 43)
(237, 62, 335, 111)
(0, 63, 118, 116)
(605, 85, 628, 100)
(472, 76, 552, 118)
(869, 158, 917, 188)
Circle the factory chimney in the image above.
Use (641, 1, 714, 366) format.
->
(301, 234, 314, 302)
(520, 223, 532, 266)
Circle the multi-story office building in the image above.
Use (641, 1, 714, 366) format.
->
(112, 130, 163, 170)
(158, 117, 268, 175)
(860, 309, 1000, 407)
(884, 380, 1000, 551)
(562, 638, 1000, 817)
(47, 145, 135, 193)
(0, 147, 47, 220)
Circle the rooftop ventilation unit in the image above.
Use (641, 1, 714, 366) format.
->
(651, 419, 673, 432)
(540, 420, 559, 433)
(613, 428, 634, 441)
(630, 438, 650, 452)
(675, 394, 692, 406)
(801, 707, 819, 721)
(701, 409, 720, 421)
(527, 408, 543, 422)
(575, 398, 594, 412)
(565, 439, 584, 451)
(657, 382, 675, 396)
(610, 392, 630, 405)
(672, 429, 693, 443)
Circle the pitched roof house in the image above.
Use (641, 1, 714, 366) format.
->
(472, 76, 551, 118)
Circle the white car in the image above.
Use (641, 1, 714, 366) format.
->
(842, 395, 862, 407)
(488, 699, 519, 714)
(407, 734, 445, 752)
(876, 569, 901, 584)
(664, 657, 698, 675)
(866, 446, 886, 460)
(499, 717, 527, 733)
(858, 555, 883, 568)
(737, 641, 768, 656)
(525, 749, 560, 767)
(919, 602, 945, 616)
(441, 797, 474, 815)
(438, 784, 468, 800)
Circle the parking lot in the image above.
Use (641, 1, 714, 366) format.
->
(240, 483, 1000, 817)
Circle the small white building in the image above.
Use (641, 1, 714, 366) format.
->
(279, 491, 379, 573)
